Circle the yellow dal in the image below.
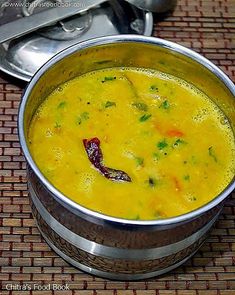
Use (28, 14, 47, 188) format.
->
(28, 68, 235, 220)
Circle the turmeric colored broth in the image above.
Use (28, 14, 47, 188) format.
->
(28, 68, 235, 220)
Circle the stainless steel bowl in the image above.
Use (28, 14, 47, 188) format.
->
(18, 35, 235, 280)
(125, 0, 177, 13)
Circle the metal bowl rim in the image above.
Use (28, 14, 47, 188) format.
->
(18, 34, 235, 226)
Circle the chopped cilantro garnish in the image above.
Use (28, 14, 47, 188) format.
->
(81, 112, 89, 120)
(105, 101, 116, 108)
(54, 121, 61, 128)
(153, 152, 160, 161)
(183, 175, 190, 181)
(102, 76, 116, 83)
(173, 138, 186, 147)
(57, 101, 66, 109)
(132, 102, 148, 112)
(150, 85, 158, 91)
(76, 117, 82, 125)
(139, 114, 152, 122)
(76, 112, 89, 125)
(135, 157, 144, 167)
(159, 100, 170, 110)
(157, 139, 168, 150)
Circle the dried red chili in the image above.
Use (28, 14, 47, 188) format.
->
(83, 137, 131, 182)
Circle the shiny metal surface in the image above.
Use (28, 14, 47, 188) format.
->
(126, 0, 177, 12)
(0, 0, 174, 43)
(0, 0, 107, 44)
(0, 1, 153, 81)
(41, 234, 200, 280)
(29, 181, 221, 260)
(18, 35, 235, 279)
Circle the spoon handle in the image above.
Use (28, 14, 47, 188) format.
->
(0, 0, 106, 44)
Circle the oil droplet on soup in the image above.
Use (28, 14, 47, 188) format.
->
(28, 68, 235, 220)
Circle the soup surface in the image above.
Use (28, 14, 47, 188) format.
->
(28, 68, 235, 220)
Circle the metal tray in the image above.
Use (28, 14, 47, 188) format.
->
(0, 0, 153, 81)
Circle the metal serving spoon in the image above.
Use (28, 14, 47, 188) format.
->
(0, 0, 176, 44)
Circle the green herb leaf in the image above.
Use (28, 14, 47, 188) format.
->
(157, 139, 168, 150)
(173, 138, 186, 147)
(55, 121, 61, 128)
(132, 102, 148, 112)
(81, 112, 89, 120)
(153, 152, 160, 161)
(159, 100, 170, 110)
(183, 175, 190, 181)
(208, 146, 218, 162)
(105, 101, 116, 108)
(76, 112, 89, 125)
(150, 85, 158, 91)
(76, 117, 82, 125)
(135, 157, 144, 167)
(102, 76, 116, 83)
(139, 114, 152, 122)
(57, 101, 66, 109)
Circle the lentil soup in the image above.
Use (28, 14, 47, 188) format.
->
(28, 68, 235, 220)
